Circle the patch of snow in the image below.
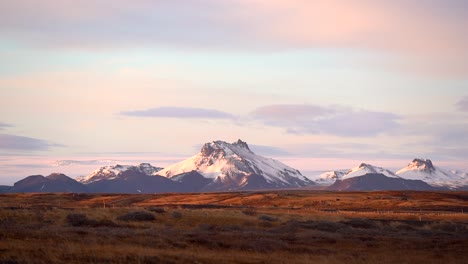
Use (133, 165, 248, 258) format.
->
(78, 163, 163, 184)
(305, 170, 346, 185)
(342, 163, 399, 180)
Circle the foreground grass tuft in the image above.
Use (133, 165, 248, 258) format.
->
(116, 211, 156, 222)
(66, 213, 119, 227)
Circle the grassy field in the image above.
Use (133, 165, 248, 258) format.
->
(0, 191, 467, 263)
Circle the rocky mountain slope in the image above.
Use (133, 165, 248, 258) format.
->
(157, 139, 314, 191)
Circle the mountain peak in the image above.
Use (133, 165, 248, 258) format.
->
(47, 173, 70, 181)
(410, 158, 435, 171)
(232, 139, 250, 150)
(200, 139, 251, 157)
(158, 139, 312, 190)
(359, 163, 371, 168)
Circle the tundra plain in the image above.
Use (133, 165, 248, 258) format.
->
(0, 191, 467, 263)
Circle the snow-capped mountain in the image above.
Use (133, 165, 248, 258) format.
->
(304, 164, 398, 186)
(307, 170, 346, 186)
(396, 159, 468, 188)
(156, 139, 313, 191)
(327, 173, 436, 191)
(323, 163, 436, 191)
(343, 163, 399, 180)
(77, 163, 163, 184)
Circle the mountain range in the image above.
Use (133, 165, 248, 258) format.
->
(308, 159, 468, 190)
(1, 140, 467, 193)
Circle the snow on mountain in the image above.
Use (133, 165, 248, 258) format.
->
(306, 170, 346, 186)
(342, 163, 399, 180)
(77, 163, 163, 184)
(449, 170, 468, 179)
(450, 170, 468, 176)
(156, 139, 313, 190)
(396, 159, 468, 188)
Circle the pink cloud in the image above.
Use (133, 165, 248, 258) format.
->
(251, 104, 400, 137)
(239, 0, 468, 77)
(242, 1, 467, 53)
(0, 1, 466, 78)
(2, 1, 466, 55)
(251, 104, 336, 121)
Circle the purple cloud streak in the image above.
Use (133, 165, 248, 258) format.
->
(251, 104, 400, 137)
(120, 107, 235, 119)
(0, 134, 64, 151)
(0, 123, 12, 130)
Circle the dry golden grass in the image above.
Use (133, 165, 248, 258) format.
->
(0, 191, 467, 263)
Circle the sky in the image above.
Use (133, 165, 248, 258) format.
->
(1, 0, 467, 184)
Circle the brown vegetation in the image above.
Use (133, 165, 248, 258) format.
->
(0, 191, 467, 263)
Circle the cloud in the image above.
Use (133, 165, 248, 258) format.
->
(251, 104, 400, 137)
(317, 111, 401, 137)
(389, 113, 468, 161)
(0, 1, 466, 77)
(251, 104, 336, 125)
(249, 144, 290, 156)
(0, 0, 247, 50)
(281, 142, 411, 161)
(0, 134, 64, 151)
(456, 96, 468, 112)
(120, 107, 235, 119)
(0, 122, 12, 130)
(51, 159, 121, 167)
(427, 147, 468, 160)
(434, 129, 468, 146)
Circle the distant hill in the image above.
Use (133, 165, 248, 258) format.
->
(6, 173, 87, 193)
